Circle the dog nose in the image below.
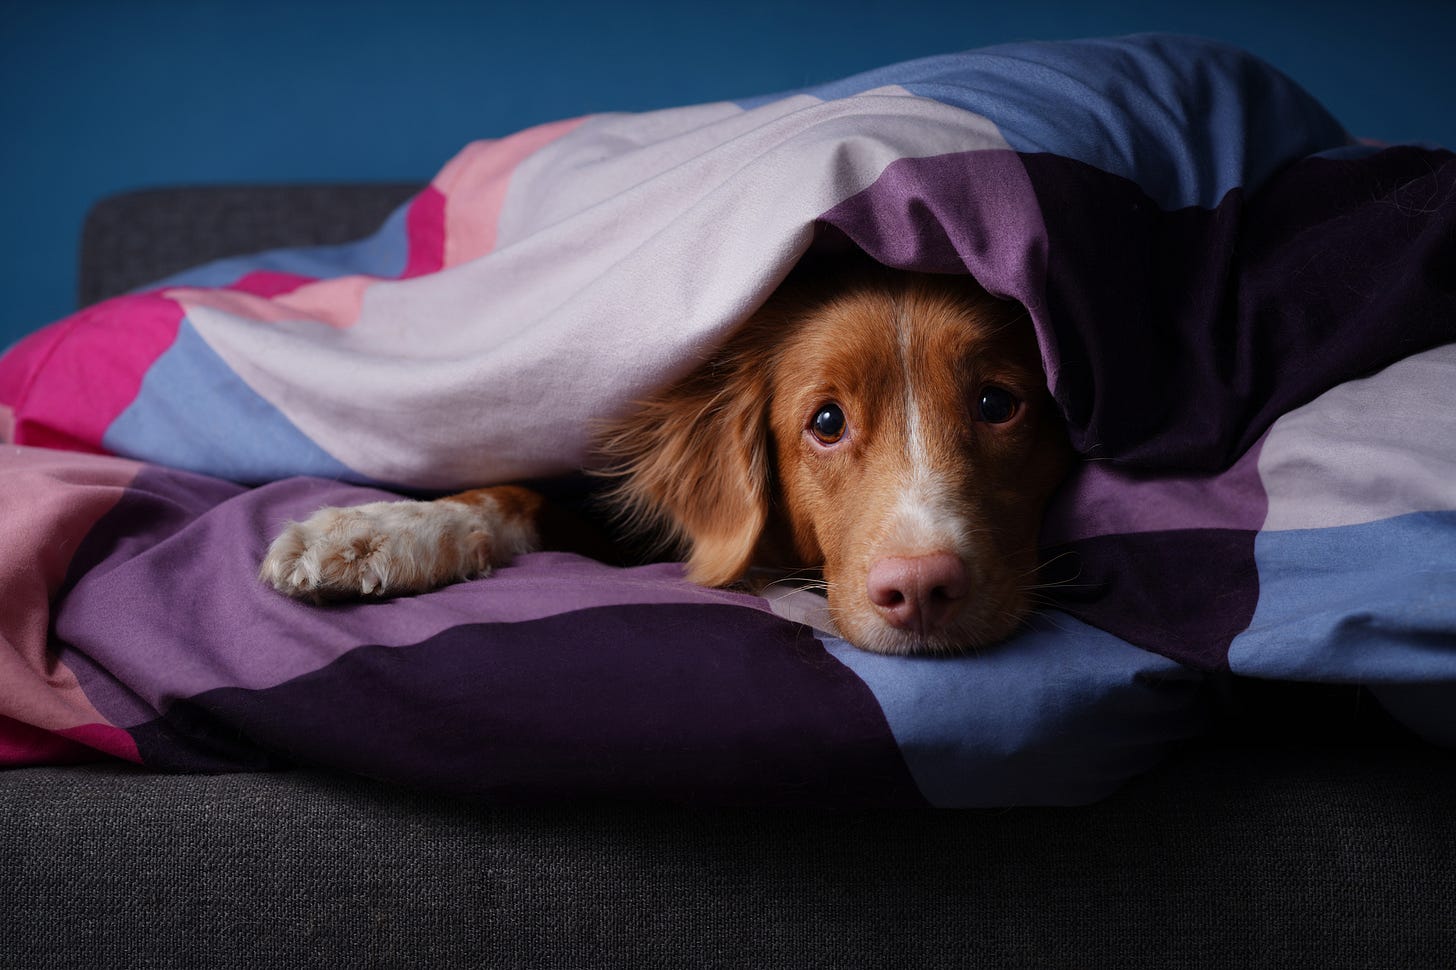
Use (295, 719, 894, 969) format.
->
(866, 553, 970, 636)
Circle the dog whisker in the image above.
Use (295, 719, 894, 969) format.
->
(1008, 549, 1080, 585)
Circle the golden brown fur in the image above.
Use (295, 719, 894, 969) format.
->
(595, 259, 1071, 654)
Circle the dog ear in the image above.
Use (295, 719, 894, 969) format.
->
(594, 338, 774, 587)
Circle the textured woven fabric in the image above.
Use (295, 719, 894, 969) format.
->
(76, 183, 419, 309)
(3, 744, 1453, 970)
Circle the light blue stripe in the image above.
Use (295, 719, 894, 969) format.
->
(825, 613, 1206, 807)
(741, 34, 1346, 211)
(102, 321, 370, 485)
(1230, 511, 1456, 682)
(140, 197, 416, 292)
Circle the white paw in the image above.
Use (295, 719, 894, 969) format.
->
(260, 500, 500, 602)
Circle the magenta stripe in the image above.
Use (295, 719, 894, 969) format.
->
(0, 294, 185, 453)
(403, 185, 447, 277)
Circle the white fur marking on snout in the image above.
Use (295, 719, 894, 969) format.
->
(885, 302, 971, 560)
(883, 476, 973, 559)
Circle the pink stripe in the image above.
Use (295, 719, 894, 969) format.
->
(0, 447, 144, 767)
(0, 294, 185, 453)
(166, 275, 375, 330)
(437, 118, 589, 267)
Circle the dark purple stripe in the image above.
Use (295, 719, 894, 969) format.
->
(1024, 144, 1456, 470)
(126, 604, 926, 807)
(1041, 529, 1260, 671)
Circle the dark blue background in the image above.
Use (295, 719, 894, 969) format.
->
(3, 0, 1453, 347)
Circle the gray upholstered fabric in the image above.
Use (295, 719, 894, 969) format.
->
(77, 184, 419, 307)
(3, 743, 1453, 969)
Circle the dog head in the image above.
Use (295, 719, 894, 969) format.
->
(597, 260, 1071, 654)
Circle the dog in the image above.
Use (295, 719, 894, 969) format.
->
(260, 257, 1073, 655)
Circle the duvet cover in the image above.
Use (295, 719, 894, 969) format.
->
(2, 34, 1452, 805)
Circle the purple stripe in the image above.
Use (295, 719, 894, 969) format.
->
(818, 148, 1044, 287)
(1041, 434, 1269, 545)
(817, 149, 1061, 388)
(56, 471, 773, 728)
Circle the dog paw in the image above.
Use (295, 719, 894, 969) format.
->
(260, 500, 499, 602)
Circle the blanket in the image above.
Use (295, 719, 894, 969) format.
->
(2, 34, 1453, 805)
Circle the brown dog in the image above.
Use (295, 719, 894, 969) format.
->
(261, 259, 1072, 655)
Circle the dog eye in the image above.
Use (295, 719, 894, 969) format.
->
(810, 403, 847, 444)
(977, 386, 1020, 424)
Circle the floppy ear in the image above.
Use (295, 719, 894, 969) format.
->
(594, 338, 774, 587)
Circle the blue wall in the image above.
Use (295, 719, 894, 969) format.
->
(4, 0, 1454, 347)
